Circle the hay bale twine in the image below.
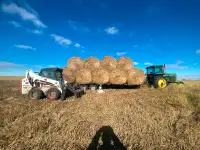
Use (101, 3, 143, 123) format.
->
(100, 56, 117, 72)
(84, 57, 100, 71)
(127, 68, 146, 85)
(92, 68, 109, 84)
(117, 56, 134, 70)
(110, 69, 127, 85)
(68, 57, 84, 71)
(75, 69, 92, 84)
(62, 68, 75, 83)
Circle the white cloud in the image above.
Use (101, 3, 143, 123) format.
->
(105, 27, 119, 35)
(166, 64, 188, 69)
(33, 65, 44, 69)
(14, 44, 36, 51)
(74, 43, 81, 48)
(9, 20, 21, 27)
(116, 52, 128, 56)
(68, 20, 77, 30)
(165, 60, 188, 70)
(49, 65, 57, 68)
(74, 43, 84, 49)
(177, 60, 184, 64)
(68, 20, 90, 32)
(133, 45, 138, 48)
(134, 62, 139, 65)
(196, 49, 200, 54)
(0, 69, 25, 76)
(31, 29, 42, 34)
(26, 29, 43, 34)
(178, 75, 200, 80)
(81, 50, 85, 53)
(1, 2, 46, 28)
(50, 34, 72, 47)
(144, 62, 153, 66)
(0, 62, 23, 67)
(83, 27, 90, 32)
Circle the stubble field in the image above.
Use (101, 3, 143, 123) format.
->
(0, 77, 200, 150)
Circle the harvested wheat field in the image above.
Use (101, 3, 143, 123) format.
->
(1, 79, 200, 150)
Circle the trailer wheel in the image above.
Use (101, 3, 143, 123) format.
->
(28, 88, 44, 100)
(46, 88, 61, 100)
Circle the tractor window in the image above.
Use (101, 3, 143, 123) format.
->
(147, 68, 154, 74)
(155, 67, 163, 74)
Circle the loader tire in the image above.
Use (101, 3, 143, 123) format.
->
(28, 88, 44, 100)
(46, 88, 61, 100)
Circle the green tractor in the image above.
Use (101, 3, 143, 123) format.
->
(145, 64, 184, 88)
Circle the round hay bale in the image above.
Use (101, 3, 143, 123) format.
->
(127, 68, 146, 85)
(117, 56, 134, 70)
(75, 69, 92, 84)
(62, 68, 75, 83)
(68, 57, 84, 71)
(110, 69, 127, 85)
(92, 68, 109, 84)
(100, 56, 117, 72)
(84, 57, 100, 71)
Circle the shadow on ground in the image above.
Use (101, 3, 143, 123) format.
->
(87, 126, 126, 150)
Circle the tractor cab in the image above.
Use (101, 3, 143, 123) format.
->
(38, 67, 63, 81)
(146, 65, 166, 76)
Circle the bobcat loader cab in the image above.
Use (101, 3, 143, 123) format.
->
(20, 67, 85, 100)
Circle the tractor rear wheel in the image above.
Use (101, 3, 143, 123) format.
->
(46, 88, 61, 100)
(28, 88, 44, 100)
(154, 76, 168, 89)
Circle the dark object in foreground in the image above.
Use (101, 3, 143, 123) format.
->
(87, 126, 126, 150)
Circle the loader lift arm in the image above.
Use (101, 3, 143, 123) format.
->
(61, 83, 85, 100)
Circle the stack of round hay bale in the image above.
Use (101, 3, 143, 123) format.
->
(62, 56, 146, 85)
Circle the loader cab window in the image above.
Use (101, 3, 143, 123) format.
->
(39, 68, 63, 81)
(55, 70, 62, 81)
(39, 69, 56, 80)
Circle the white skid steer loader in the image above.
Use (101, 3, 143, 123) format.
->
(20, 67, 85, 100)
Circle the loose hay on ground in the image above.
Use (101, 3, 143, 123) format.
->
(1, 80, 200, 150)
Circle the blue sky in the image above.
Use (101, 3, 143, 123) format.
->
(0, 0, 200, 79)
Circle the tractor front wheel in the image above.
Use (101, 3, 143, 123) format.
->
(154, 76, 168, 89)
